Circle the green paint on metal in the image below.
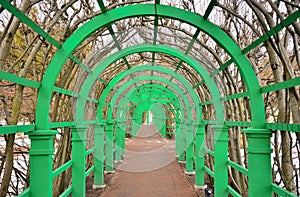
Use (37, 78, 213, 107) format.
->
(105, 119, 115, 172)
(203, 0, 218, 20)
(212, 125, 229, 196)
(194, 123, 205, 187)
(105, 76, 190, 162)
(185, 121, 195, 173)
(1, 2, 298, 197)
(93, 123, 106, 187)
(242, 10, 300, 54)
(52, 160, 72, 178)
(193, 80, 205, 89)
(242, 128, 272, 197)
(83, 64, 201, 123)
(272, 184, 298, 197)
(0, 0, 61, 48)
(53, 86, 79, 97)
(109, 76, 190, 121)
(0, 70, 40, 88)
(228, 186, 243, 197)
(116, 84, 182, 127)
(261, 77, 300, 93)
(228, 160, 248, 176)
(0, 124, 35, 135)
(222, 92, 249, 101)
(98, 77, 109, 85)
(29, 130, 58, 197)
(96, 0, 107, 13)
(36, 4, 252, 130)
(71, 125, 88, 197)
(75, 44, 222, 126)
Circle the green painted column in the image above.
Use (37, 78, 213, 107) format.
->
(29, 130, 58, 197)
(120, 121, 126, 155)
(146, 110, 150, 125)
(212, 125, 229, 197)
(72, 125, 89, 197)
(106, 120, 115, 173)
(178, 121, 186, 162)
(194, 123, 206, 189)
(160, 120, 167, 138)
(185, 121, 195, 174)
(132, 116, 139, 137)
(175, 118, 181, 157)
(115, 121, 123, 161)
(93, 123, 106, 189)
(242, 128, 272, 197)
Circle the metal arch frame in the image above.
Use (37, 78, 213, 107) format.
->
(93, 74, 194, 175)
(97, 74, 200, 162)
(130, 101, 168, 135)
(121, 86, 181, 120)
(98, 74, 196, 122)
(114, 84, 182, 135)
(76, 46, 223, 126)
(2, 2, 296, 197)
(113, 84, 181, 137)
(35, 4, 264, 129)
(96, 65, 201, 122)
(114, 84, 183, 119)
(115, 84, 182, 136)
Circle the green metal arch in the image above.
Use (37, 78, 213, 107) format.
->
(97, 75, 195, 122)
(131, 102, 167, 137)
(36, 4, 263, 130)
(123, 101, 178, 127)
(95, 65, 201, 122)
(113, 84, 183, 113)
(115, 84, 182, 124)
(76, 46, 222, 125)
(124, 86, 181, 116)
(109, 72, 193, 122)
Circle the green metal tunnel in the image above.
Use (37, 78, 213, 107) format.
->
(0, 1, 299, 197)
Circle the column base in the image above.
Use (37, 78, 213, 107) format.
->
(105, 170, 115, 174)
(93, 184, 106, 189)
(194, 184, 207, 190)
(184, 170, 195, 175)
(114, 160, 123, 164)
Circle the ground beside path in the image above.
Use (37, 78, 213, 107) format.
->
(99, 125, 200, 197)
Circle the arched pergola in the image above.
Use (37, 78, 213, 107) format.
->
(0, 1, 299, 197)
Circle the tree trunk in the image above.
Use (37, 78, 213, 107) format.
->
(0, 84, 24, 197)
(0, 0, 31, 67)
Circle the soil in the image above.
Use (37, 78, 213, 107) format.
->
(86, 125, 206, 197)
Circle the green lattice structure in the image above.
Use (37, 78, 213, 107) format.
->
(0, 0, 299, 197)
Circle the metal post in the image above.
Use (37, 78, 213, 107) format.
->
(160, 120, 167, 138)
(178, 121, 186, 163)
(175, 118, 180, 157)
(185, 121, 195, 174)
(242, 128, 272, 197)
(115, 121, 122, 161)
(29, 130, 58, 197)
(121, 121, 126, 155)
(93, 123, 106, 189)
(212, 125, 229, 197)
(106, 120, 115, 173)
(194, 123, 206, 189)
(72, 125, 89, 197)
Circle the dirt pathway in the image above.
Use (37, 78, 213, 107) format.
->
(100, 125, 199, 197)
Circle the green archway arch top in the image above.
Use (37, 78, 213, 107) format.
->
(114, 84, 183, 119)
(92, 65, 202, 122)
(36, 4, 265, 130)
